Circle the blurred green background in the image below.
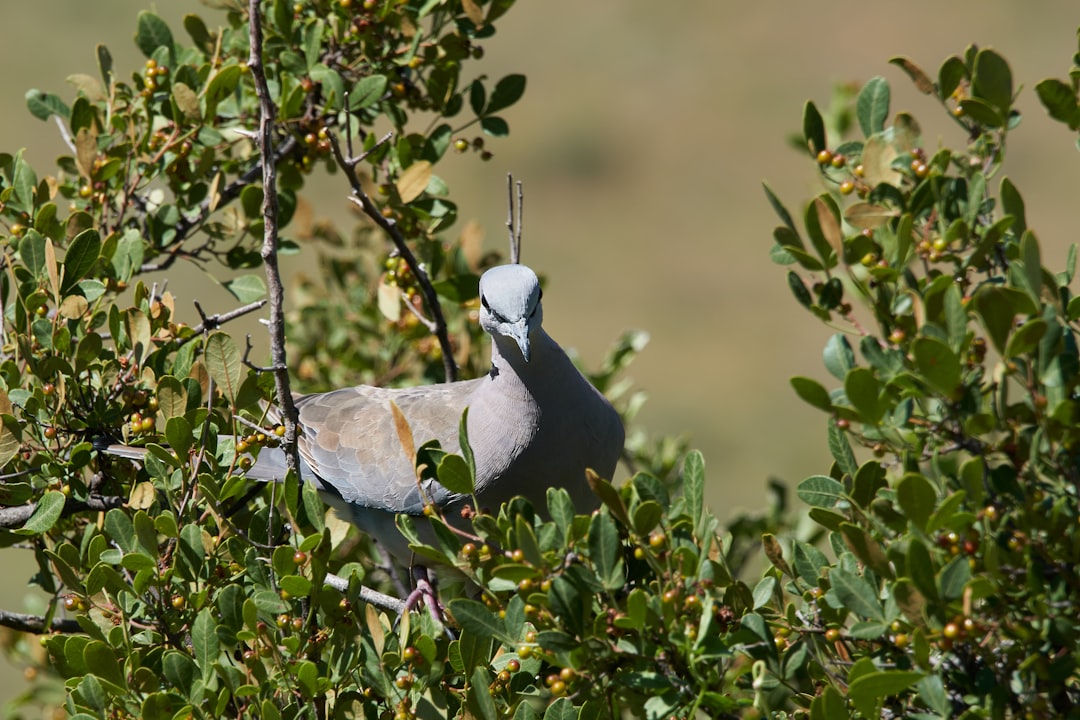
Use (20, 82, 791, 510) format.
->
(2, 0, 1080, 707)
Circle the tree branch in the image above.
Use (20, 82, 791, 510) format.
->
(0, 609, 81, 635)
(324, 573, 407, 615)
(248, 0, 301, 477)
(140, 136, 300, 273)
(328, 132, 459, 382)
(0, 495, 125, 530)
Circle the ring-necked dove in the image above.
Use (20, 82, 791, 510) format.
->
(245, 263, 624, 560)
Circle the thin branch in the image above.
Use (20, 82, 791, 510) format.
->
(0, 609, 81, 635)
(141, 136, 300, 273)
(324, 573, 407, 615)
(248, 0, 302, 478)
(167, 298, 268, 349)
(506, 173, 523, 264)
(328, 132, 459, 382)
(0, 495, 125, 530)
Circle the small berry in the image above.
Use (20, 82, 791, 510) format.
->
(816, 149, 833, 165)
(830, 154, 846, 168)
(824, 628, 841, 643)
(839, 180, 855, 195)
(171, 595, 186, 610)
(292, 550, 308, 565)
(454, 138, 469, 153)
(943, 622, 960, 640)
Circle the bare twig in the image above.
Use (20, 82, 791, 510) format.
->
(248, 0, 301, 478)
(323, 573, 408, 615)
(0, 495, 125, 530)
(141, 136, 300, 273)
(165, 298, 268, 350)
(328, 132, 459, 382)
(506, 173, 524, 263)
(0, 609, 81, 635)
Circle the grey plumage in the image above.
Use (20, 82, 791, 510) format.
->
(247, 264, 624, 559)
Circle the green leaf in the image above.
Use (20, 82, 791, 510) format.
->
(896, 473, 936, 531)
(223, 275, 267, 304)
(972, 48, 1012, 114)
(911, 336, 960, 396)
(752, 576, 777, 609)
(192, 608, 219, 683)
(892, 579, 927, 628)
(1035, 78, 1080, 130)
(485, 74, 526, 114)
(792, 540, 830, 586)
(828, 421, 857, 477)
(790, 376, 832, 412)
(802, 100, 826, 154)
(162, 651, 196, 696)
(548, 575, 586, 636)
(204, 332, 243, 403)
(973, 285, 1037, 354)
(844, 367, 882, 424)
(436, 453, 474, 495)
(848, 670, 923, 716)
(61, 229, 101, 294)
(856, 76, 890, 137)
(1000, 176, 1027, 236)
(823, 334, 855, 381)
(787, 271, 813, 308)
(797, 475, 846, 508)
(682, 449, 704, 535)
(17, 491, 65, 535)
(19, 229, 47, 280)
(204, 65, 242, 120)
(958, 97, 1003, 128)
(135, 11, 175, 60)
(829, 568, 884, 622)
(763, 182, 797, 233)
(543, 697, 575, 720)
(350, 75, 387, 110)
(26, 89, 70, 121)
(1004, 319, 1046, 359)
(448, 599, 513, 645)
(588, 512, 623, 590)
(937, 554, 971, 601)
(938, 56, 967, 100)
(907, 538, 938, 602)
(432, 273, 480, 302)
(480, 116, 509, 137)
(83, 640, 127, 690)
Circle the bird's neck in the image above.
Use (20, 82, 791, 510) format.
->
(489, 328, 566, 385)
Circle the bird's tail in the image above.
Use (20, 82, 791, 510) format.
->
(95, 441, 296, 483)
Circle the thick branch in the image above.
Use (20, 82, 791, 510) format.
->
(0, 609, 81, 635)
(0, 495, 125, 530)
(328, 133, 459, 382)
(249, 0, 301, 476)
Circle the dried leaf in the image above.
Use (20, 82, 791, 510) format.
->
(396, 161, 432, 204)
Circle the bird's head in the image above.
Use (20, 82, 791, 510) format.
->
(478, 264, 543, 363)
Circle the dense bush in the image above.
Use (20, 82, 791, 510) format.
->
(1, 1, 1079, 718)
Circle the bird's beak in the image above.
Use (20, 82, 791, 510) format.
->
(509, 320, 531, 362)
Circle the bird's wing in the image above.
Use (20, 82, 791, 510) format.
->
(293, 380, 484, 515)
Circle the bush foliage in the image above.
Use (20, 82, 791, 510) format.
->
(1, 2, 1079, 718)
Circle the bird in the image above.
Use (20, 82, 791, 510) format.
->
(242, 262, 625, 561)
